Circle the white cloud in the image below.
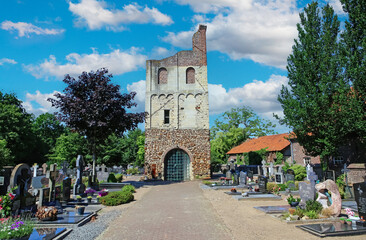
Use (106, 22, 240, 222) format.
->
(127, 80, 146, 112)
(24, 48, 147, 79)
(328, 0, 344, 15)
(0, 58, 17, 66)
(208, 74, 288, 119)
(163, 0, 299, 69)
(150, 47, 177, 59)
(1, 20, 65, 38)
(69, 0, 173, 31)
(23, 90, 59, 116)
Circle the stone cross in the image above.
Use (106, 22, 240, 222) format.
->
(306, 164, 313, 181)
(46, 163, 58, 202)
(101, 164, 106, 172)
(308, 172, 318, 188)
(42, 163, 47, 175)
(33, 163, 38, 177)
(341, 163, 353, 198)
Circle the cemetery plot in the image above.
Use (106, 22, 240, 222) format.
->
(254, 205, 290, 214)
(28, 227, 69, 240)
(297, 222, 366, 237)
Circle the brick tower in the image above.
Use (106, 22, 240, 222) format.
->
(144, 25, 210, 181)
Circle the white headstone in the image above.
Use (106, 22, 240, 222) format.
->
(33, 164, 38, 177)
(269, 162, 274, 177)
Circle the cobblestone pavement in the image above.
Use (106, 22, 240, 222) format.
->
(97, 181, 232, 240)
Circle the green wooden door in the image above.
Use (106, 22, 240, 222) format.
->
(165, 149, 190, 181)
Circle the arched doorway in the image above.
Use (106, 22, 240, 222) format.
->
(164, 149, 190, 181)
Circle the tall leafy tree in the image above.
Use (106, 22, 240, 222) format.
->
(340, 0, 366, 153)
(33, 113, 66, 162)
(0, 91, 35, 165)
(0, 139, 12, 168)
(48, 68, 145, 177)
(277, 2, 344, 161)
(211, 106, 276, 165)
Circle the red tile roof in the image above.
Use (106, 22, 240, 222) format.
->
(227, 133, 291, 155)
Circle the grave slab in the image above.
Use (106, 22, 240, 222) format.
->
(254, 205, 290, 214)
(297, 222, 366, 237)
(29, 227, 68, 240)
(233, 194, 282, 201)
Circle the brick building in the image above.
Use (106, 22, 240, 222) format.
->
(144, 25, 210, 181)
(227, 133, 321, 166)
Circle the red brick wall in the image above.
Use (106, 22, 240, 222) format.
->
(291, 140, 321, 165)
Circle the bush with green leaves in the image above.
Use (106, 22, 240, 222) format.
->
(107, 173, 117, 183)
(121, 184, 135, 193)
(115, 174, 123, 183)
(266, 182, 277, 192)
(126, 168, 139, 175)
(289, 165, 306, 181)
(100, 191, 134, 206)
(305, 210, 319, 219)
(305, 200, 323, 214)
(294, 207, 305, 218)
(286, 194, 301, 205)
(336, 174, 345, 199)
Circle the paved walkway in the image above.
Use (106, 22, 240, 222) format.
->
(98, 181, 232, 240)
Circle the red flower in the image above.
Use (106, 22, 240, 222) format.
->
(8, 193, 15, 200)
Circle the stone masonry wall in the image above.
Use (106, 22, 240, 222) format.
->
(144, 129, 210, 180)
(291, 140, 321, 165)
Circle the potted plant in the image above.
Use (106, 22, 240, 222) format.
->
(340, 218, 346, 224)
(76, 195, 82, 202)
(230, 188, 237, 193)
(75, 205, 85, 215)
(87, 196, 92, 203)
(346, 219, 352, 225)
(287, 194, 301, 207)
(0, 218, 34, 240)
(96, 195, 101, 203)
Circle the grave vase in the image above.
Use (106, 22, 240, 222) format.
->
(76, 206, 85, 215)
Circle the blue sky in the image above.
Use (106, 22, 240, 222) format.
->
(0, 0, 345, 133)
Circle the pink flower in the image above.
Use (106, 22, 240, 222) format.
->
(0, 206, 2, 210)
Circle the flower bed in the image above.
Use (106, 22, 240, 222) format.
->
(0, 218, 34, 239)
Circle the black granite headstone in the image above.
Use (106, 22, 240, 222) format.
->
(353, 182, 366, 220)
(258, 176, 267, 193)
(247, 170, 253, 179)
(62, 178, 71, 202)
(0, 166, 13, 195)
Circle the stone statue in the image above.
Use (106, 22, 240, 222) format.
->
(315, 180, 341, 217)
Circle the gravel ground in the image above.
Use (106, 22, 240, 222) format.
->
(64, 208, 123, 240)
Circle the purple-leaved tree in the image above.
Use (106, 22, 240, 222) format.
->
(48, 68, 145, 184)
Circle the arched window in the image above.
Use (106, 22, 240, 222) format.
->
(186, 67, 195, 84)
(158, 68, 167, 84)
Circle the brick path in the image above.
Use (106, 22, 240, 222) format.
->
(99, 181, 232, 240)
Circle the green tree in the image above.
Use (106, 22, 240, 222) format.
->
(33, 113, 66, 162)
(48, 132, 88, 166)
(135, 134, 145, 167)
(340, 0, 366, 160)
(0, 139, 12, 167)
(210, 106, 276, 165)
(277, 2, 345, 162)
(0, 91, 36, 165)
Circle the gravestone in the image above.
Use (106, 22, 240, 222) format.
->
(324, 170, 335, 181)
(73, 155, 86, 195)
(233, 173, 239, 185)
(61, 161, 69, 177)
(97, 164, 109, 182)
(285, 174, 295, 189)
(342, 163, 353, 198)
(239, 171, 247, 185)
(258, 176, 267, 193)
(353, 182, 366, 220)
(247, 170, 253, 180)
(286, 169, 295, 176)
(62, 178, 71, 202)
(46, 164, 59, 202)
(31, 176, 44, 189)
(0, 166, 13, 195)
(275, 173, 284, 184)
(226, 171, 232, 180)
(269, 162, 274, 177)
(9, 164, 33, 209)
(299, 182, 315, 205)
(38, 187, 50, 207)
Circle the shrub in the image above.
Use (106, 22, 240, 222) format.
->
(305, 200, 323, 214)
(336, 174, 345, 199)
(289, 165, 306, 181)
(287, 194, 301, 205)
(100, 191, 134, 206)
(126, 168, 139, 175)
(294, 207, 305, 218)
(286, 180, 296, 190)
(295, 181, 299, 190)
(122, 185, 135, 193)
(107, 173, 117, 183)
(277, 183, 287, 190)
(267, 182, 277, 192)
(305, 210, 318, 219)
(115, 174, 123, 183)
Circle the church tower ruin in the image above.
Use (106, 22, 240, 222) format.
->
(144, 25, 210, 181)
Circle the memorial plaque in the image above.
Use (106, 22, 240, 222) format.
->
(353, 182, 366, 220)
(247, 170, 253, 179)
(258, 176, 267, 193)
(285, 174, 295, 182)
(275, 173, 284, 184)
